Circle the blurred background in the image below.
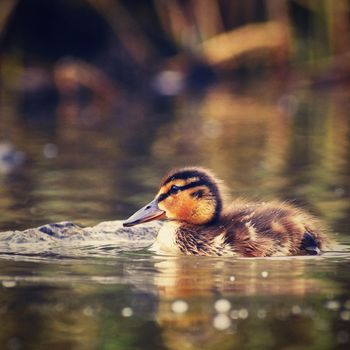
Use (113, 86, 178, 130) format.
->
(0, 0, 350, 234)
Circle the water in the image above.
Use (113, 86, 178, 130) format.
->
(1, 84, 350, 349)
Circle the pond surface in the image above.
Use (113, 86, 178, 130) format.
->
(1, 83, 350, 349)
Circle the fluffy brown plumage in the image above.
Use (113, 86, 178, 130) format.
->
(123, 167, 332, 257)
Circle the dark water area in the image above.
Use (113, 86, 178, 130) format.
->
(1, 83, 350, 349)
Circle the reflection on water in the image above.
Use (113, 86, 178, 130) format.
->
(2, 85, 350, 233)
(1, 84, 350, 349)
(1, 253, 350, 350)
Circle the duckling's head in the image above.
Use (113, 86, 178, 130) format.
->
(123, 167, 226, 227)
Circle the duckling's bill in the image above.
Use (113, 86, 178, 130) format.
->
(123, 199, 165, 227)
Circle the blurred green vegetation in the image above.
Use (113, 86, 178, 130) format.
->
(0, 0, 349, 142)
(1, 0, 350, 100)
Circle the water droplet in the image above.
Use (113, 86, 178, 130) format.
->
(340, 311, 350, 321)
(257, 309, 267, 319)
(238, 308, 249, 319)
(43, 143, 58, 159)
(213, 314, 231, 330)
(153, 70, 184, 96)
(121, 307, 133, 317)
(2, 280, 16, 288)
(171, 300, 188, 314)
(214, 299, 231, 313)
(261, 271, 269, 278)
(83, 306, 94, 317)
(325, 300, 340, 311)
(230, 310, 239, 319)
(291, 305, 301, 315)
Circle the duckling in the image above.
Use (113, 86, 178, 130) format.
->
(123, 167, 331, 257)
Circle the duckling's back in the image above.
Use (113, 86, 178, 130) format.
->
(171, 200, 331, 257)
(221, 200, 330, 257)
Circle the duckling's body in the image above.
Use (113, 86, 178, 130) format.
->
(151, 200, 327, 257)
(123, 168, 331, 257)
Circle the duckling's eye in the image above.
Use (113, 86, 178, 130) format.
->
(170, 185, 180, 194)
(191, 189, 204, 199)
(158, 193, 166, 201)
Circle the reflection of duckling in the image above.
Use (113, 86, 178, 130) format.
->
(123, 168, 331, 257)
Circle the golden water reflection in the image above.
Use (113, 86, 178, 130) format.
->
(1, 82, 350, 349)
(1, 85, 350, 234)
(152, 254, 345, 350)
(1, 252, 349, 350)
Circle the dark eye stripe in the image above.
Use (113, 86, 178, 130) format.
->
(157, 180, 206, 202)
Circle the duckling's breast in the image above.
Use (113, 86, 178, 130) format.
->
(150, 221, 182, 255)
(151, 221, 237, 256)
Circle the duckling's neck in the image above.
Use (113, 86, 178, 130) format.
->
(185, 198, 222, 225)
